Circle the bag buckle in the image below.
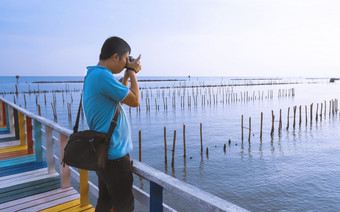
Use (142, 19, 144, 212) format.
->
(89, 138, 96, 153)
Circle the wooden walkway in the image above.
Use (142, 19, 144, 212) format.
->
(0, 100, 94, 212)
(0, 96, 249, 212)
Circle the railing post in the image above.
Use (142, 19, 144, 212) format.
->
(2, 101, 6, 126)
(150, 181, 163, 212)
(45, 125, 55, 174)
(33, 119, 43, 162)
(0, 100, 2, 124)
(59, 133, 70, 188)
(18, 111, 26, 146)
(8, 106, 15, 134)
(13, 109, 20, 140)
(26, 116, 33, 154)
(79, 169, 89, 206)
(5, 104, 10, 130)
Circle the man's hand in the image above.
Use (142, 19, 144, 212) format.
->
(126, 54, 141, 74)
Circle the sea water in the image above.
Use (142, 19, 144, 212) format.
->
(1, 76, 339, 211)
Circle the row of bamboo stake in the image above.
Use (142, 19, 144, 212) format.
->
(140, 88, 294, 112)
(137, 98, 339, 167)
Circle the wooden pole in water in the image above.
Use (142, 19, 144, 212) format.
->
(139, 130, 142, 162)
(37, 104, 41, 116)
(293, 106, 296, 128)
(316, 103, 319, 122)
(248, 117, 251, 142)
(164, 127, 167, 165)
(305, 105, 308, 125)
(299, 105, 302, 126)
(310, 104, 313, 124)
(206, 147, 209, 158)
(271, 111, 274, 136)
(260, 112, 263, 140)
(200, 123, 203, 154)
(286, 107, 290, 130)
(241, 115, 244, 141)
(183, 124, 186, 157)
(171, 130, 176, 167)
(279, 109, 282, 131)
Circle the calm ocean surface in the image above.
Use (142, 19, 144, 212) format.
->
(1, 76, 339, 211)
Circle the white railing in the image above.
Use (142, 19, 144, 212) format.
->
(0, 96, 248, 212)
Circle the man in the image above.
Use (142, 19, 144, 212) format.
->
(83, 36, 141, 212)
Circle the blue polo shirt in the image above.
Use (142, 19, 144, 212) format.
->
(83, 65, 132, 160)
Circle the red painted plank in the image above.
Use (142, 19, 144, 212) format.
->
(26, 117, 33, 154)
(2, 102, 6, 127)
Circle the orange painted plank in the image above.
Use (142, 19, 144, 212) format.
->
(0, 149, 33, 160)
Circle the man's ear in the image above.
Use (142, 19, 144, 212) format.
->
(111, 53, 120, 62)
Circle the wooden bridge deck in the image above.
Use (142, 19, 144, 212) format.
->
(0, 96, 249, 212)
(0, 118, 94, 211)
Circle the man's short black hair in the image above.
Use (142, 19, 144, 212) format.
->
(99, 36, 131, 60)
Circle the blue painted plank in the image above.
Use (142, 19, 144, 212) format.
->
(0, 129, 10, 134)
(0, 154, 36, 168)
(0, 176, 60, 203)
(0, 161, 47, 177)
(0, 136, 16, 142)
(150, 181, 163, 212)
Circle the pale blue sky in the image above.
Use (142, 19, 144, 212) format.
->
(0, 0, 339, 77)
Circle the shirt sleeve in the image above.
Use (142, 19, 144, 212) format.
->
(100, 71, 129, 102)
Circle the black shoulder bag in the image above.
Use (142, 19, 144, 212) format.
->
(63, 94, 120, 171)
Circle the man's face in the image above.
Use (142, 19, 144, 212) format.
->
(118, 52, 129, 72)
(111, 52, 129, 74)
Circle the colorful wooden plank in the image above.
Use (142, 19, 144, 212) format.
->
(0, 135, 17, 142)
(18, 111, 26, 146)
(9, 189, 79, 211)
(2, 102, 6, 126)
(5, 104, 9, 130)
(0, 161, 47, 177)
(0, 139, 20, 147)
(150, 180, 163, 212)
(79, 169, 89, 207)
(45, 125, 55, 174)
(0, 144, 27, 153)
(59, 132, 70, 189)
(20, 193, 80, 211)
(33, 119, 43, 162)
(13, 108, 19, 140)
(0, 168, 59, 189)
(26, 116, 33, 154)
(0, 154, 36, 168)
(0, 187, 73, 209)
(41, 199, 94, 212)
(0, 149, 33, 160)
(8, 106, 15, 134)
(0, 176, 61, 204)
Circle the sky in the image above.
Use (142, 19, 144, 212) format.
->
(0, 0, 339, 77)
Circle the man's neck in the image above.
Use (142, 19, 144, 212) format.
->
(97, 60, 113, 74)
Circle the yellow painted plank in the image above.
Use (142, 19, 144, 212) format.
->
(40, 199, 80, 212)
(0, 144, 27, 153)
(39, 199, 94, 212)
(63, 204, 94, 212)
(81, 207, 95, 212)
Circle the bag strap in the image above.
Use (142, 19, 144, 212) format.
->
(73, 77, 120, 139)
(106, 106, 120, 141)
(73, 94, 83, 133)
